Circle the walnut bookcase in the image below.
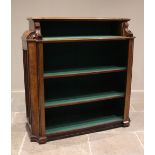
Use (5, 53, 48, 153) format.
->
(22, 17, 135, 144)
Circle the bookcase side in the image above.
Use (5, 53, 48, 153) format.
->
(22, 30, 47, 143)
(26, 41, 47, 144)
(123, 38, 134, 127)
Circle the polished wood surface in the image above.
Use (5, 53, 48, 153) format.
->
(27, 17, 130, 21)
(123, 39, 134, 126)
(22, 17, 134, 144)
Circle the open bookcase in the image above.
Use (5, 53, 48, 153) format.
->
(22, 17, 135, 144)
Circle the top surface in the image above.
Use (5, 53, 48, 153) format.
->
(27, 17, 130, 21)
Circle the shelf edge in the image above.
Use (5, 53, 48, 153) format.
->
(44, 67, 127, 79)
(45, 92, 125, 109)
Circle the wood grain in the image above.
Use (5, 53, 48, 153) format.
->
(123, 39, 134, 124)
(22, 18, 134, 143)
(37, 42, 47, 142)
(28, 42, 40, 136)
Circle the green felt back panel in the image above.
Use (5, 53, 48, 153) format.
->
(45, 91, 124, 108)
(44, 72, 126, 100)
(46, 115, 123, 134)
(45, 98, 124, 133)
(43, 40, 128, 72)
(40, 21, 121, 37)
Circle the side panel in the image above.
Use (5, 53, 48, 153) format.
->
(26, 42, 47, 143)
(123, 39, 134, 126)
(28, 42, 40, 136)
(23, 49, 31, 125)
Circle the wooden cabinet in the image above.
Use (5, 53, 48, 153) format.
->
(22, 17, 135, 144)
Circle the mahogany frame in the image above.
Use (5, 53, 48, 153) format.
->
(22, 17, 135, 144)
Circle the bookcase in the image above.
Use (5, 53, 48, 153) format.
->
(22, 17, 135, 144)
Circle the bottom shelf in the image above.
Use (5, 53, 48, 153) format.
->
(45, 99, 124, 135)
(46, 115, 123, 135)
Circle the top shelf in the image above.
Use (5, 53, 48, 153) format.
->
(27, 17, 130, 21)
(42, 36, 133, 43)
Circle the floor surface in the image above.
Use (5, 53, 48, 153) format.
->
(12, 93, 144, 155)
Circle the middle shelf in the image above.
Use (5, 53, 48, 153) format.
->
(44, 66, 127, 78)
(44, 72, 127, 108)
(45, 91, 124, 108)
(42, 36, 132, 43)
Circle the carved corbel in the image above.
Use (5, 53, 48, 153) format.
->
(26, 22, 42, 40)
(23, 22, 42, 40)
(22, 22, 42, 50)
(122, 22, 133, 37)
(33, 22, 42, 39)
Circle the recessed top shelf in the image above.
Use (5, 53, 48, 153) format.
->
(45, 91, 124, 108)
(42, 36, 133, 42)
(44, 66, 127, 78)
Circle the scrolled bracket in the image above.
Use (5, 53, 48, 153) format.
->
(33, 22, 42, 39)
(27, 22, 42, 40)
(122, 22, 133, 37)
(23, 22, 42, 40)
(21, 22, 42, 50)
